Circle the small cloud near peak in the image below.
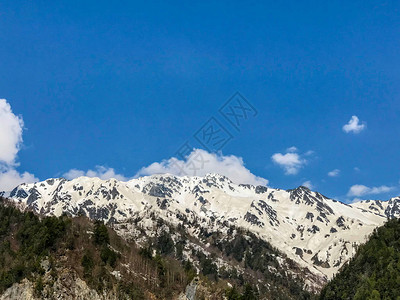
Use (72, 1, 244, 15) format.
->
(328, 169, 340, 177)
(343, 116, 366, 134)
(271, 147, 310, 175)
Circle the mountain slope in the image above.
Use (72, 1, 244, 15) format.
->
(5, 174, 398, 289)
(352, 197, 400, 219)
(0, 197, 313, 299)
(319, 218, 400, 300)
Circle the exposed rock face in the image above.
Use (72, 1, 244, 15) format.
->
(178, 278, 198, 300)
(0, 269, 117, 300)
(5, 173, 396, 283)
(0, 279, 35, 300)
(177, 278, 225, 300)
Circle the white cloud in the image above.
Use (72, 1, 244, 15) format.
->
(328, 169, 340, 177)
(0, 169, 38, 191)
(60, 150, 270, 186)
(0, 99, 38, 191)
(349, 198, 364, 204)
(62, 169, 85, 179)
(136, 149, 268, 186)
(343, 116, 366, 134)
(63, 166, 128, 181)
(271, 149, 307, 175)
(286, 146, 298, 153)
(0, 99, 24, 166)
(347, 184, 395, 197)
(302, 180, 314, 189)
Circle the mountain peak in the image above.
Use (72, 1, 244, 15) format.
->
(297, 185, 311, 192)
(287, 185, 312, 194)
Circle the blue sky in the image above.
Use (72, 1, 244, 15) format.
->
(0, 1, 399, 202)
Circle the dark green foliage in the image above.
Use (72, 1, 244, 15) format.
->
(15, 212, 67, 256)
(183, 260, 196, 282)
(201, 257, 218, 278)
(81, 252, 94, 277)
(175, 241, 184, 260)
(0, 200, 68, 293)
(139, 246, 153, 259)
(154, 254, 167, 287)
(66, 235, 75, 250)
(92, 220, 119, 268)
(320, 218, 400, 300)
(194, 251, 218, 280)
(157, 231, 174, 255)
(100, 246, 118, 267)
(226, 235, 247, 262)
(226, 284, 258, 300)
(242, 284, 258, 300)
(226, 286, 241, 300)
(93, 220, 109, 245)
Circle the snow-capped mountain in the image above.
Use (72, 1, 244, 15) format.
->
(352, 197, 400, 219)
(6, 174, 399, 284)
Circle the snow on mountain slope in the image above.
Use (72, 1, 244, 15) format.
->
(6, 173, 396, 281)
(352, 197, 400, 219)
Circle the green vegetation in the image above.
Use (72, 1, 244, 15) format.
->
(93, 220, 110, 245)
(226, 284, 259, 300)
(0, 198, 187, 298)
(320, 218, 400, 300)
(81, 252, 94, 277)
(92, 220, 119, 267)
(0, 201, 68, 293)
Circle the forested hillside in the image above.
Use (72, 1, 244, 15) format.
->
(0, 197, 313, 299)
(320, 218, 400, 300)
